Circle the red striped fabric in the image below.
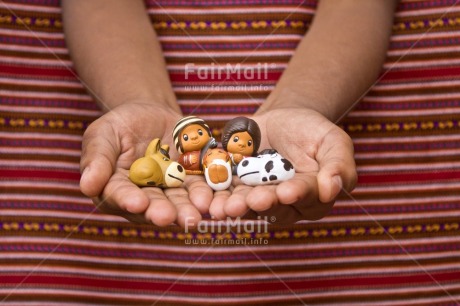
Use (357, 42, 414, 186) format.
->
(1, 0, 460, 305)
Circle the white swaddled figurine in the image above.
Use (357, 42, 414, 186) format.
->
(202, 148, 233, 191)
(236, 149, 295, 186)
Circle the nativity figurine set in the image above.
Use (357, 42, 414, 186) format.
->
(129, 116, 295, 191)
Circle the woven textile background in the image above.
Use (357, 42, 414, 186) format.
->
(1, 0, 460, 304)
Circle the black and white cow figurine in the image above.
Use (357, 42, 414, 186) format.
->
(236, 149, 295, 186)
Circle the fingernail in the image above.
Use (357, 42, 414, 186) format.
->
(80, 167, 90, 183)
(331, 175, 343, 199)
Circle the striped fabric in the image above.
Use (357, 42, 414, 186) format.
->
(1, 0, 460, 304)
(151, 0, 316, 126)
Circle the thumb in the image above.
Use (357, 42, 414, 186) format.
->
(316, 134, 357, 203)
(80, 122, 120, 197)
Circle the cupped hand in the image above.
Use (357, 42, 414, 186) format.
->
(209, 107, 357, 223)
(79, 103, 213, 227)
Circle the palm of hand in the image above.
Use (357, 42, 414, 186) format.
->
(209, 108, 357, 223)
(80, 104, 211, 227)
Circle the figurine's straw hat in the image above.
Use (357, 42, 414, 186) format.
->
(172, 116, 211, 154)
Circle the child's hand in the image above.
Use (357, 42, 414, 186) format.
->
(209, 107, 357, 223)
(79, 103, 213, 227)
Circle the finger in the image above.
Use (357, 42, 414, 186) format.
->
(209, 189, 232, 220)
(245, 185, 278, 212)
(144, 188, 178, 227)
(92, 197, 149, 224)
(276, 172, 333, 221)
(185, 175, 214, 214)
(285, 174, 334, 221)
(255, 205, 302, 224)
(224, 185, 253, 217)
(275, 172, 316, 205)
(164, 188, 202, 228)
(97, 170, 150, 214)
(80, 121, 120, 197)
(316, 130, 358, 203)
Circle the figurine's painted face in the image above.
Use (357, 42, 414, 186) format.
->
(226, 131, 254, 156)
(180, 123, 211, 152)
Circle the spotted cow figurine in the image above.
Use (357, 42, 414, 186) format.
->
(236, 149, 295, 186)
(129, 138, 186, 188)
